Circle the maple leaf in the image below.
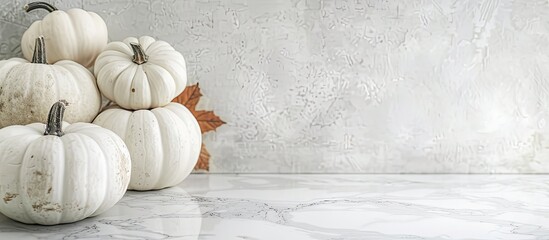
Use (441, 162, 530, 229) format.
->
(193, 110, 226, 133)
(172, 83, 202, 111)
(173, 83, 225, 172)
(194, 144, 210, 171)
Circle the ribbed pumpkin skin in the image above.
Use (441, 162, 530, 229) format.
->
(0, 59, 101, 128)
(94, 36, 187, 110)
(93, 103, 201, 191)
(0, 122, 131, 225)
(21, 9, 108, 68)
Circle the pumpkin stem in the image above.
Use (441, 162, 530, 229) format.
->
(44, 100, 68, 137)
(24, 2, 58, 13)
(31, 36, 48, 64)
(130, 43, 149, 65)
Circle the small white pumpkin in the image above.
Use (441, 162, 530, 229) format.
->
(21, 2, 108, 68)
(93, 102, 201, 191)
(0, 101, 131, 225)
(0, 36, 101, 128)
(94, 36, 187, 110)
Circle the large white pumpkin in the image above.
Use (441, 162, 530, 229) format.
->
(0, 101, 131, 225)
(93, 102, 201, 191)
(0, 36, 101, 128)
(94, 36, 187, 110)
(21, 2, 108, 68)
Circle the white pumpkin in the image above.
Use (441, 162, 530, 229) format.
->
(0, 36, 101, 128)
(0, 101, 131, 225)
(21, 2, 108, 68)
(93, 102, 201, 191)
(94, 36, 187, 110)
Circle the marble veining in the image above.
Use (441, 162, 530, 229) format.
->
(1, 174, 549, 239)
(2, 1, 549, 173)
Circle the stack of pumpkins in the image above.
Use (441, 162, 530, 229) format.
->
(0, 2, 201, 225)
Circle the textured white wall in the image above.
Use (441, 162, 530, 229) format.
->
(2, 0, 549, 173)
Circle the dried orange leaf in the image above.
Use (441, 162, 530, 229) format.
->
(194, 144, 210, 171)
(173, 83, 202, 111)
(173, 83, 225, 172)
(194, 110, 226, 133)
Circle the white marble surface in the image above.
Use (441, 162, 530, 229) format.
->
(1, 174, 549, 239)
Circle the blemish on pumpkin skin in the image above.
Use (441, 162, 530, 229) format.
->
(47, 187, 52, 194)
(131, 88, 136, 93)
(12, 92, 22, 99)
(34, 171, 43, 176)
(3, 193, 18, 204)
(32, 202, 61, 212)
